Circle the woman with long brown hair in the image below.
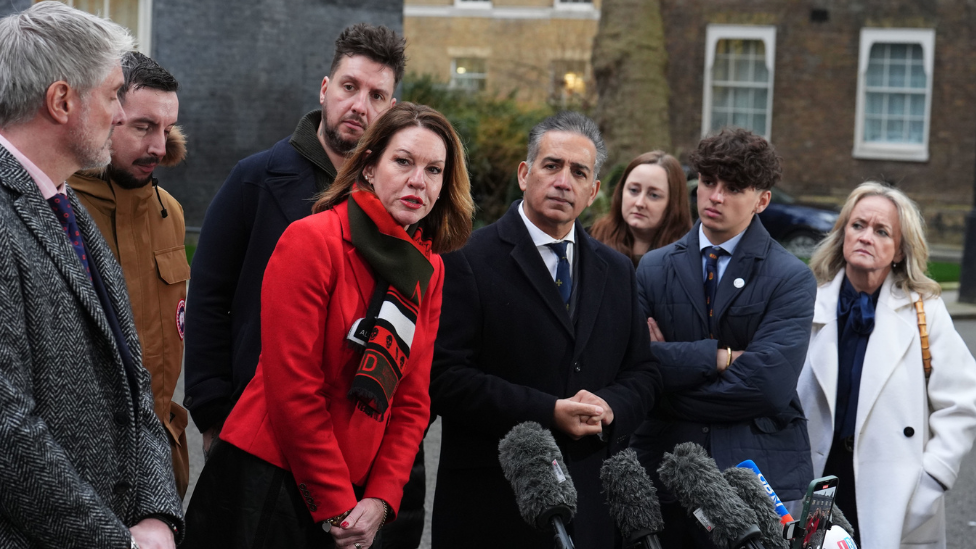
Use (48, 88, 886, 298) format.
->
(183, 102, 473, 549)
(590, 151, 692, 266)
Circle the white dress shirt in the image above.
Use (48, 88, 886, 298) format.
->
(518, 201, 575, 282)
(698, 223, 746, 283)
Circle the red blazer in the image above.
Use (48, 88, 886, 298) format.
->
(220, 200, 443, 523)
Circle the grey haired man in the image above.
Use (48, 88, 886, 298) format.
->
(0, 2, 183, 548)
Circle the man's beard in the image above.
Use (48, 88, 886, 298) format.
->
(106, 160, 155, 189)
(321, 105, 365, 156)
(69, 105, 113, 170)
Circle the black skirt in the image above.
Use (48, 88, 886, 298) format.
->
(183, 439, 377, 549)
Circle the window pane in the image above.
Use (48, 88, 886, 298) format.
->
(889, 44, 908, 60)
(865, 118, 883, 141)
(42, 0, 143, 49)
(866, 92, 884, 115)
(887, 62, 906, 88)
(754, 114, 767, 134)
(866, 60, 884, 87)
(753, 88, 768, 109)
(886, 119, 905, 141)
(734, 89, 751, 109)
(754, 60, 769, 83)
(909, 94, 925, 116)
(452, 57, 487, 93)
(73, 0, 104, 15)
(869, 44, 886, 60)
(455, 58, 485, 75)
(734, 58, 752, 82)
(910, 64, 926, 88)
(713, 86, 730, 107)
(908, 121, 924, 143)
(111, 0, 139, 38)
(887, 93, 906, 116)
(713, 57, 729, 81)
(709, 37, 770, 137)
(711, 110, 729, 131)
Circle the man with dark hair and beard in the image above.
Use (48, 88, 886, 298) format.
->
(69, 50, 191, 500)
(183, 23, 419, 548)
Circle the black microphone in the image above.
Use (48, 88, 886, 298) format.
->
(658, 442, 764, 549)
(600, 448, 664, 549)
(723, 466, 789, 548)
(499, 421, 577, 549)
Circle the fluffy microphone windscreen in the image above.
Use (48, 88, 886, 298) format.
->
(830, 504, 855, 537)
(658, 442, 759, 547)
(723, 466, 789, 549)
(600, 448, 665, 540)
(498, 421, 578, 529)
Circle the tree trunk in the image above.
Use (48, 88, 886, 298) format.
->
(592, 0, 672, 172)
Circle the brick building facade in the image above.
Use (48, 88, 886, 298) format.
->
(660, 0, 976, 243)
(403, 0, 600, 106)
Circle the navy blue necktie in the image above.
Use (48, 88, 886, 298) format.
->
(704, 246, 727, 338)
(547, 241, 572, 308)
(47, 194, 91, 281)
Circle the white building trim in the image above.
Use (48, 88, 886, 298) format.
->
(404, 4, 599, 20)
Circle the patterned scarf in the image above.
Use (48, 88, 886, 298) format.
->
(346, 190, 434, 420)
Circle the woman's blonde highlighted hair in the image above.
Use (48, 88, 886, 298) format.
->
(809, 181, 940, 298)
(313, 102, 474, 254)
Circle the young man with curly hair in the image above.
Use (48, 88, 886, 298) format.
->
(631, 128, 817, 548)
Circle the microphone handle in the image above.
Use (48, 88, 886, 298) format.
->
(550, 516, 575, 549)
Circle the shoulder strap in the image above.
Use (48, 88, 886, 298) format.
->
(914, 298, 932, 380)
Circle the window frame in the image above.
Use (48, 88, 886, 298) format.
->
(449, 57, 488, 93)
(553, 0, 595, 12)
(852, 28, 935, 162)
(454, 0, 492, 9)
(549, 59, 588, 106)
(44, 0, 152, 54)
(701, 24, 777, 140)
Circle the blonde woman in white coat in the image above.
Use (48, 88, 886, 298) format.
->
(798, 182, 976, 549)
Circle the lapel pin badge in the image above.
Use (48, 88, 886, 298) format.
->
(734, 278, 745, 288)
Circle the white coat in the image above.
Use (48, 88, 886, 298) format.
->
(798, 270, 976, 548)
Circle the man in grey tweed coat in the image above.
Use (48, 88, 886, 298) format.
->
(0, 3, 183, 548)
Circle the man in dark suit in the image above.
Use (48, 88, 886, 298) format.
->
(631, 128, 817, 547)
(183, 22, 405, 454)
(430, 112, 661, 549)
(0, 3, 183, 548)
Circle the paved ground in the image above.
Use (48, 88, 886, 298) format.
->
(176, 301, 976, 548)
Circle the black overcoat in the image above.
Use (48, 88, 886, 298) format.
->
(430, 201, 661, 549)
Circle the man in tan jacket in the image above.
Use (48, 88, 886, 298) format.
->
(70, 51, 191, 498)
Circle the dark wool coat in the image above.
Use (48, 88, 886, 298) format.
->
(183, 135, 321, 431)
(631, 217, 817, 502)
(430, 201, 661, 549)
(0, 149, 183, 547)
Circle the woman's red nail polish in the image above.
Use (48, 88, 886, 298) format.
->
(341, 522, 349, 528)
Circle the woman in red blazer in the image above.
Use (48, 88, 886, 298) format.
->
(184, 103, 473, 549)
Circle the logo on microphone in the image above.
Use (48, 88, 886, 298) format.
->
(551, 459, 567, 483)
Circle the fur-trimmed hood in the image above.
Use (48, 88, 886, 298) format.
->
(160, 125, 186, 167)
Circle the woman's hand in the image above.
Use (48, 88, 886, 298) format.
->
(329, 498, 387, 548)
